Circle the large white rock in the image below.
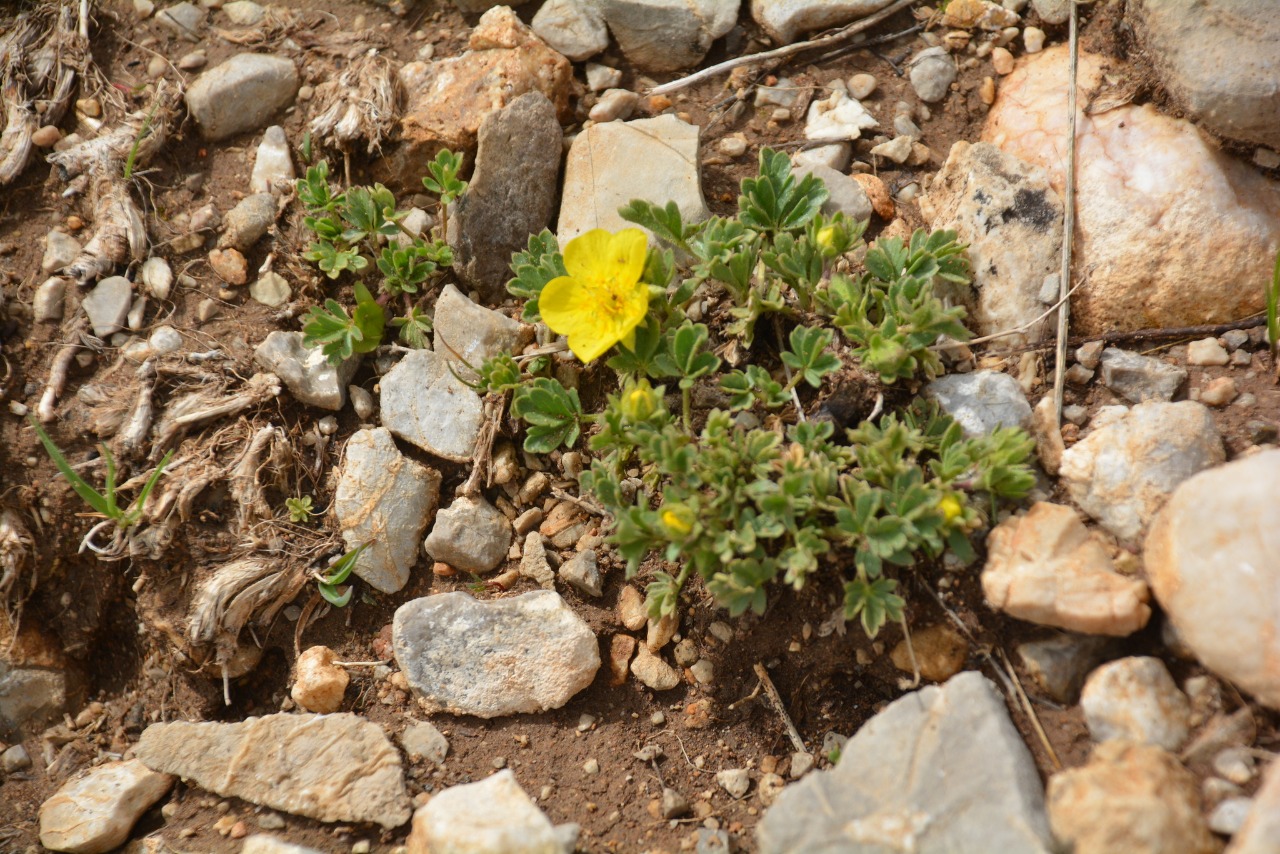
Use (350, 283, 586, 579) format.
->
(983, 502, 1151, 636)
(333, 428, 441, 594)
(750, 0, 897, 45)
(596, 0, 739, 72)
(1058, 401, 1223, 544)
(983, 46, 1280, 335)
(558, 114, 709, 245)
(379, 349, 485, 462)
(1146, 450, 1280, 709)
(405, 770, 577, 854)
(253, 331, 357, 411)
(185, 53, 298, 141)
(924, 370, 1032, 438)
(39, 760, 174, 854)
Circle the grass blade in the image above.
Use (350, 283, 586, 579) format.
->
(28, 416, 112, 518)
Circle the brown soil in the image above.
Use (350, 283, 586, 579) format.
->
(1, 1, 1278, 852)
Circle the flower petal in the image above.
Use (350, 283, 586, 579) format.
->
(562, 229, 618, 283)
(607, 228, 649, 285)
(540, 275, 614, 363)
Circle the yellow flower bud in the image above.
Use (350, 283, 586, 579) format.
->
(939, 494, 963, 522)
(816, 224, 838, 252)
(620, 380, 659, 422)
(660, 504, 695, 538)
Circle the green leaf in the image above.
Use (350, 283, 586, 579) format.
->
(738, 148, 829, 234)
(29, 417, 110, 517)
(843, 576, 905, 638)
(422, 149, 468, 205)
(606, 319, 665, 379)
(652, 321, 720, 388)
(302, 282, 385, 364)
(296, 161, 341, 212)
(781, 325, 840, 388)
(474, 353, 522, 394)
(618, 199, 698, 251)
(507, 230, 567, 321)
(510, 378, 583, 453)
(390, 304, 433, 349)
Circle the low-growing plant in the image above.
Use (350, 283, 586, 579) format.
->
(285, 495, 315, 523)
(314, 544, 367, 607)
(296, 152, 468, 363)
(500, 148, 1034, 637)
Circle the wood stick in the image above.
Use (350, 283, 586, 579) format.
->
(753, 662, 808, 756)
(1052, 4, 1080, 424)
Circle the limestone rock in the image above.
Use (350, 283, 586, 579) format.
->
(392, 591, 600, 717)
(558, 114, 708, 244)
(531, 0, 608, 62)
(1128, 0, 1280, 150)
(1059, 401, 1223, 544)
(241, 837, 323, 854)
(1047, 741, 1217, 854)
(405, 770, 577, 854)
(290, 645, 349, 714)
(423, 496, 512, 574)
(750, 0, 897, 45)
(1146, 449, 1280, 709)
(910, 47, 957, 103)
(333, 428, 441, 594)
(924, 370, 1033, 437)
(1098, 347, 1187, 403)
(39, 759, 173, 854)
(597, 0, 739, 72)
(254, 331, 357, 411)
(401, 721, 449, 766)
(448, 92, 562, 302)
(432, 284, 529, 375)
(250, 125, 295, 194)
(791, 162, 872, 222)
(135, 713, 411, 828)
(758, 671, 1053, 853)
(983, 502, 1151, 636)
(379, 349, 485, 462)
(185, 53, 299, 141)
(83, 276, 133, 338)
(630, 645, 680, 691)
(394, 7, 572, 183)
(42, 231, 82, 274)
(1230, 754, 1280, 854)
(559, 549, 602, 597)
(920, 141, 1063, 343)
(983, 46, 1280, 335)
(1080, 657, 1191, 750)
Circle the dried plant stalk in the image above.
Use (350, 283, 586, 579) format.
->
(308, 52, 401, 155)
(187, 557, 306, 668)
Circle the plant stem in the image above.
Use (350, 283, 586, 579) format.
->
(681, 385, 693, 433)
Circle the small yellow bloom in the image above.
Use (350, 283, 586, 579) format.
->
(660, 504, 695, 537)
(939, 494, 964, 522)
(620, 379, 659, 422)
(816, 225, 838, 251)
(540, 228, 650, 363)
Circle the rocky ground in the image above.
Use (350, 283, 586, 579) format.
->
(1, 0, 1279, 852)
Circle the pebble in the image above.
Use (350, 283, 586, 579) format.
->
(690, 659, 714, 685)
(249, 271, 291, 307)
(1, 743, 31, 772)
(924, 370, 1033, 437)
(251, 125, 296, 195)
(1098, 347, 1187, 402)
(1199, 376, 1238, 407)
(400, 720, 449, 766)
(991, 46, 1015, 75)
(608, 634, 637, 686)
(405, 770, 577, 854)
(139, 256, 173, 301)
(38, 760, 174, 854)
(559, 549, 602, 597)
(1187, 336, 1230, 366)
(1017, 634, 1112, 704)
(585, 63, 622, 92)
(42, 230, 81, 273)
(909, 47, 958, 102)
(83, 276, 133, 338)
(1080, 656, 1191, 750)
(618, 585, 648, 631)
(147, 55, 168, 79)
(1023, 26, 1046, 53)
(1208, 796, 1252, 836)
(870, 135, 913, 164)
(424, 496, 512, 574)
(196, 297, 219, 322)
(148, 325, 183, 355)
(1213, 748, 1256, 785)
(589, 89, 639, 123)
(290, 645, 349, 714)
(716, 768, 750, 799)
(847, 73, 877, 100)
(208, 247, 247, 284)
(661, 787, 691, 819)
(30, 124, 60, 149)
(185, 53, 299, 141)
(177, 49, 207, 70)
(718, 136, 747, 157)
(755, 78, 800, 109)
(582, 758, 599, 775)
(631, 645, 680, 691)
(256, 330, 360, 411)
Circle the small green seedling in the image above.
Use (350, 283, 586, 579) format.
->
(285, 495, 315, 523)
(29, 416, 172, 531)
(315, 544, 367, 607)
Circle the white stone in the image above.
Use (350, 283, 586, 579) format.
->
(148, 325, 183, 355)
(405, 770, 577, 854)
(33, 277, 67, 323)
(41, 231, 81, 274)
(585, 63, 622, 92)
(222, 0, 264, 25)
(1080, 657, 1191, 750)
(1186, 337, 1229, 366)
(750, 0, 897, 45)
(1146, 450, 1280, 710)
(83, 276, 133, 338)
(596, 0, 738, 72)
(242, 837, 324, 854)
(334, 428, 441, 594)
(379, 349, 485, 462)
(401, 721, 449, 766)
(139, 256, 173, 301)
(791, 162, 872, 222)
(924, 370, 1032, 437)
(185, 53, 299, 141)
(804, 89, 877, 145)
(39, 760, 174, 854)
(432, 284, 527, 379)
(156, 2, 204, 39)
(910, 47, 957, 102)
(250, 125, 295, 194)
(290, 645, 349, 714)
(531, 0, 608, 62)
(717, 768, 750, 799)
(254, 331, 357, 411)
(424, 496, 512, 574)
(249, 271, 291, 307)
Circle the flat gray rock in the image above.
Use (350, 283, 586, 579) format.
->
(406, 770, 577, 854)
(532, 0, 609, 61)
(910, 47, 957, 103)
(423, 495, 512, 574)
(39, 759, 173, 854)
(333, 428, 442, 594)
(185, 53, 298, 141)
(758, 671, 1053, 853)
(448, 92, 562, 302)
(379, 349, 485, 462)
(219, 192, 276, 252)
(134, 713, 411, 829)
(1099, 347, 1187, 403)
(925, 370, 1032, 437)
(432, 284, 529, 379)
(254, 331, 357, 411)
(393, 590, 600, 718)
(792, 162, 872, 222)
(596, 0, 738, 72)
(83, 275, 133, 338)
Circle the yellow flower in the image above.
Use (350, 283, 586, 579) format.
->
(540, 228, 650, 363)
(939, 494, 964, 522)
(659, 504, 695, 537)
(620, 379, 659, 422)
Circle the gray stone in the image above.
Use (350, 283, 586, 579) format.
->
(518, 531, 556, 589)
(333, 428, 442, 594)
(401, 721, 449, 766)
(596, 0, 739, 72)
(924, 370, 1032, 437)
(83, 276, 133, 338)
(1128, 0, 1280, 150)
(1017, 633, 1113, 704)
(1146, 449, 1280, 710)
(758, 671, 1053, 853)
(558, 114, 709, 245)
(139, 256, 173, 301)
(805, 89, 877, 151)
(135, 713, 410, 829)
(750, 0, 897, 44)
(1059, 401, 1223, 544)
(1, 743, 31, 772)
(791, 162, 872, 222)
(1210, 797, 1253, 836)
(0, 660, 67, 740)
(241, 837, 324, 854)
(249, 271, 291, 307)
(33, 277, 67, 323)
(254, 331, 357, 411)
(380, 349, 485, 463)
(432, 284, 528, 378)
(42, 231, 81, 274)
(1080, 656, 1191, 750)
(424, 496, 512, 574)
(222, 0, 265, 25)
(589, 89, 640, 123)
(756, 78, 801, 108)
(559, 549, 602, 597)
(448, 93, 562, 302)
(392, 591, 599, 717)
(148, 325, 183, 355)
(156, 2, 204, 39)
(1099, 347, 1187, 403)
(250, 125, 295, 195)
(910, 47, 957, 103)
(186, 53, 299, 141)
(38, 760, 174, 854)
(405, 770, 577, 854)
(219, 192, 276, 252)
(531, 0, 609, 62)
(1047, 741, 1217, 854)
(696, 829, 732, 854)
(920, 142, 1063, 343)
(717, 768, 750, 799)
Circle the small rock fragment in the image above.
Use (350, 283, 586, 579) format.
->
(424, 496, 513, 574)
(559, 549, 602, 597)
(910, 47, 957, 102)
(290, 645, 349, 714)
(219, 193, 276, 252)
(405, 769, 578, 854)
(401, 720, 449, 766)
(83, 276, 133, 337)
(39, 760, 174, 854)
(631, 645, 680, 691)
(716, 768, 750, 799)
(249, 271, 291, 307)
(208, 247, 248, 284)
(254, 331, 358, 411)
(1080, 656, 1191, 750)
(890, 623, 968, 682)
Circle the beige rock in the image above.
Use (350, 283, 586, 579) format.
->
(290, 645, 349, 714)
(1229, 753, 1280, 854)
(1080, 657, 1191, 750)
(1030, 395, 1065, 475)
(608, 634, 637, 686)
(618, 585, 648, 631)
(405, 769, 573, 854)
(1146, 450, 1280, 709)
(890, 623, 968, 682)
(983, 46, 1280, 336)
(208, 247, 247, 285)
(392, 7, 572, 184)
(1200, 376, 1238, 407)
(1047, 741, 1217, 854)
(646, 613, 676, 651)
(941, 0, 1019, 29)
(631, 644, 680, 691)
(851, 172, 894, 220)
(983, 502, 1151, 636)
(750, 0, 897, 45)
(134, 713, 411, 829)
(39, 760, 174, 854)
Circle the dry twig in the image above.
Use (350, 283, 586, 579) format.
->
(752, 662, 809, 756)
